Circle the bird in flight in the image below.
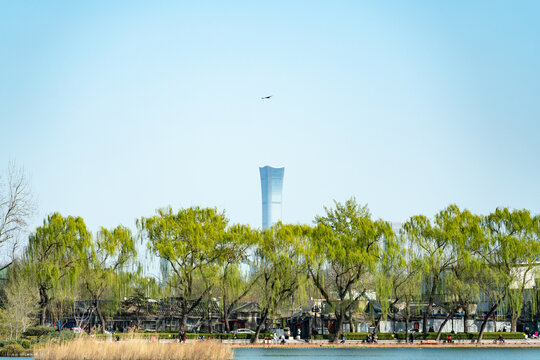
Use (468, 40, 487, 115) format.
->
(261, 95, 272, 99)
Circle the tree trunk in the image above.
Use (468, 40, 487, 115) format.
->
(463, 306, 469, 333)
(436, 307, 455, 341)
(39, 286, 49, 325)
(423, 278, 438, 333)
(208, 306, 213, 334)
(332, 311, 344, 343)
(252, 308, 269, 343)
(511, 312, 518, 332)
(179, 312, 187, 332)
(405, 303, 410, 343)
(95, 300, 107, 332)
(223, 311, 230, 333)
(477, 297, 503, 342)
(373, 315, 382, 335)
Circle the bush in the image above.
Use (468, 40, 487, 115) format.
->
(18, 339, 32, 349)
(382, 332, 525, 341)
(23, 326, 56, 338)
(0, 340, 19, 347)
(0, 343, 25, 356)
(311, 332, 526, 341)
(166, 332, 272, 340)
(40, 329, 76, 343)
(340, 333, 395, 340)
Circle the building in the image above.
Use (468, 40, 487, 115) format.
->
(259, 166, 284, 229)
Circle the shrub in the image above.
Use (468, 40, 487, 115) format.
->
(383, 332, 525, 341)
(40, 329, 76, 343)
(341, 333, 395, 340)
(165, 332, 272, 340)
(311, 332, 526, 341)
(18, 339, 32, 349)
(23, 326, 57, 338)
(0, 340, 19, 347)
(0, 343, 25, 356)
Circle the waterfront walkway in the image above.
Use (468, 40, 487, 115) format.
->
(156, 337, 540, 347)
(220, 338, 540, 348)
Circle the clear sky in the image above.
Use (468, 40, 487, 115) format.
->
(1, 0, 539, 236)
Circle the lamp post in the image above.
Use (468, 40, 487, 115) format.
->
(312, 305, 320, 337)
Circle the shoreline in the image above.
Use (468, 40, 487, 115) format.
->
(227, 341, 540, 349)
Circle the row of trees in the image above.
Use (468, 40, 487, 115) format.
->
(1, 166, 539, 343)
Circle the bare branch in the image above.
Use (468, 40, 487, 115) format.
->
(0, 162, 35, 268)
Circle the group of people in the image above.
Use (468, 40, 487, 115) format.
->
(177, 331, 187, 343)
(272, 333, 287, 344)
(361, 332, 378, 344)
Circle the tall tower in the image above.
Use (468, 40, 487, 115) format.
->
(259, 166, 284, 229)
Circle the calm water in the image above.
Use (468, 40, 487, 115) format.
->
(233, 347, 540, 360)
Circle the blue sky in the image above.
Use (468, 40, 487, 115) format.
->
(1, 0, 539, 236)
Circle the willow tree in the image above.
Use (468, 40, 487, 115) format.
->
(252, 223, 309, 343)
(24, 213, 92, 325)
(81, 225, 137, 331)
(139, 206, 228, 332)
(429, 206, 484, 340)
(307, 198, 394, 342)
(403, 206, 460, 333)
(373, 226, 406, 334)
(217, 224, 260, 332)
(397, 252, 423, 342)
(477, 208, 540, 339)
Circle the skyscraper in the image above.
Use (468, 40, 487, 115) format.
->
(259, 166, 284, 229)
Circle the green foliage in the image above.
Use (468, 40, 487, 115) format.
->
(482, 208, 540, 331)
(217, 224, 260, 331)
(252, 223, 309, 341)
(0, 343, 25, 356)
(24, 213, 92, 324)
(11, 203, 540, 340)
(311, 332, 526, 341)
(23, 326, 56, 337)
(180, 332, 272, 340)
(139, 206, 230, 330)
(390, 332, 525, 340)
(18, 339, 32, 349)
(40, 329, 76, 343)
(81, 225, 137, 330)
(307, 198, 394, 340)
(403, 205, 485, 333)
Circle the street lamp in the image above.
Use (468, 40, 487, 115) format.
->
(312, 305, 320, 336)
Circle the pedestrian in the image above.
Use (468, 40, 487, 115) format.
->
(409, 332, 414, 343)
(340, 333, 345, 344)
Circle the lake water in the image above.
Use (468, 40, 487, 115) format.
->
(233, 347, 540, 360)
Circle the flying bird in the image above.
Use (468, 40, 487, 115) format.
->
(261, 95, 273, 99)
